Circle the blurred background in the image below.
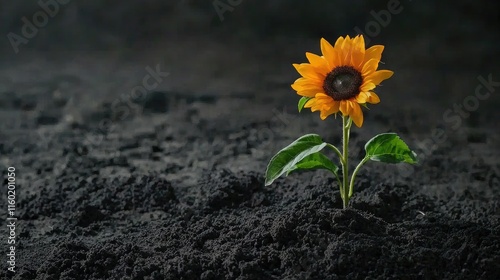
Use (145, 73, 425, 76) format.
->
(0, 0, 499, 154)
(1, 0, 499, 52)
(0, 0, 498, 99)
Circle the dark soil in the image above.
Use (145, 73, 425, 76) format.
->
(1, 1, 500, 279)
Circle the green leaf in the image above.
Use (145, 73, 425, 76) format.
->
(265, 134, 327, 186)
(285, 152, 339, 176)
(298, 97, 312, 112)
(365, 133, 418, 164)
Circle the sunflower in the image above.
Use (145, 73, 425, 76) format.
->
(291, 35, 393, 127)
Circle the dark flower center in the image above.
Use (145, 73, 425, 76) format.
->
(323, 66, 362, 101)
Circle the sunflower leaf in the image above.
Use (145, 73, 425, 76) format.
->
(298, 97, 312, 112)
(365, 133, 418, 164)
(285, 152, 339, 176)
(265, 134, 327, 186)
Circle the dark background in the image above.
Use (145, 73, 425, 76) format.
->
(1, 0, 499, 115)
(1, 0, 500, 279)
(1, 0, 499, 52)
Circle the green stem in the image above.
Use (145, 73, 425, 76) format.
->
(327, 144, 344, 199)
(348, 157, 369, 198)
(341, 116, 351, 209)
(327, 143, 343, 162)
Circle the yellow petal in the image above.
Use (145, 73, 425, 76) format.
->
(292, 85, 323, 96)
(340, 35, 353, 65)
(361, 58, 379, 77)
(334, 36, 351, 66)
(291, 78, 323, 97)
(331, 100, 340, 112)
(361, 82, 376, 92)
(350, 35, 366, 70)
(291, 82, 317, 92)
(355, 91, 369, 103)
(315, 92, 334, 100)
(320, 38, 339, 69)
(329, 49, 342, 69)
(311, 104, 324, 112)
(291, 77, 322, 89)
(304, 98, 318, 108)
(312, 98, 333, 112)
(305, 94, 333, 112)
(320, 109, 332, 120)
(339, 100, 351, 116)
(363, 45, 384, 65)
(366, 92, 380, 104)
(334, 36, 345, 49)
(319, 100, 340, 120)
(305, 52, 330, 75)
(292, 63, 325, 81)
(341, 35, 352, 49)
(296, 89, 322, 97)
(350, 102, 364, 127)
(365, 70, 394, 85)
